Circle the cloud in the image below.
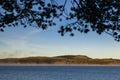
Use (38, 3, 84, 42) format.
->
(0, 29, 43, 58)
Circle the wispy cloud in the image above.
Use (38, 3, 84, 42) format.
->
(0, 29, 43, 58)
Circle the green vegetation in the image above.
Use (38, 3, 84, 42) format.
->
(0, 55, 120, 65)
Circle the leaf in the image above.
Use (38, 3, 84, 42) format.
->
(113, 32, 118, 35)
(0, 29, 4, 32)
(84, 29, 90, 33)
(70, 33, 74, 36)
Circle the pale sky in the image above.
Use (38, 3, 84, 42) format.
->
(0, 25, 120, 59)
(0, 0, 120, 59)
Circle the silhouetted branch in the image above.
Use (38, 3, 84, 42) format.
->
(0, 0, 120, 41)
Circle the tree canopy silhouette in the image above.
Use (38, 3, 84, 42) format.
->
(0, 0, 120, 41)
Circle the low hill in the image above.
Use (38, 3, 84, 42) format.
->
(55, 55, 91, 59)
(0, 55, 120, 65)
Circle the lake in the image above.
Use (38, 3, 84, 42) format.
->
(0, 65, 120, 80)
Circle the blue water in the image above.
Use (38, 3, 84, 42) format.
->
(0, 66, 120, 80)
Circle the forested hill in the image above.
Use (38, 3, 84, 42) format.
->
(0, 55, 120, 65)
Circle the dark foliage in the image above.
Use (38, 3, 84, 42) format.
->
(0, 0, 120, 41)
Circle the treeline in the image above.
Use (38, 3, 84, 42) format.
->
(0, 55, 120, 65)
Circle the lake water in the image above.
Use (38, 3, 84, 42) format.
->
(0, 66, 120, 80)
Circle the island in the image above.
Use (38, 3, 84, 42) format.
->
(0, 55, 120, 65)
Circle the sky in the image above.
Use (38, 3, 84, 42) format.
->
(0, 23, 120, 59)
(0, 0, 120, 59)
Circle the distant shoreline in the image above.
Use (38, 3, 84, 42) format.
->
(0, 63, 120, 66)
(1, 55, 120, 65)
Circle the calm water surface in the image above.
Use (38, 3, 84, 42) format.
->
(0, 66, 120, 80)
